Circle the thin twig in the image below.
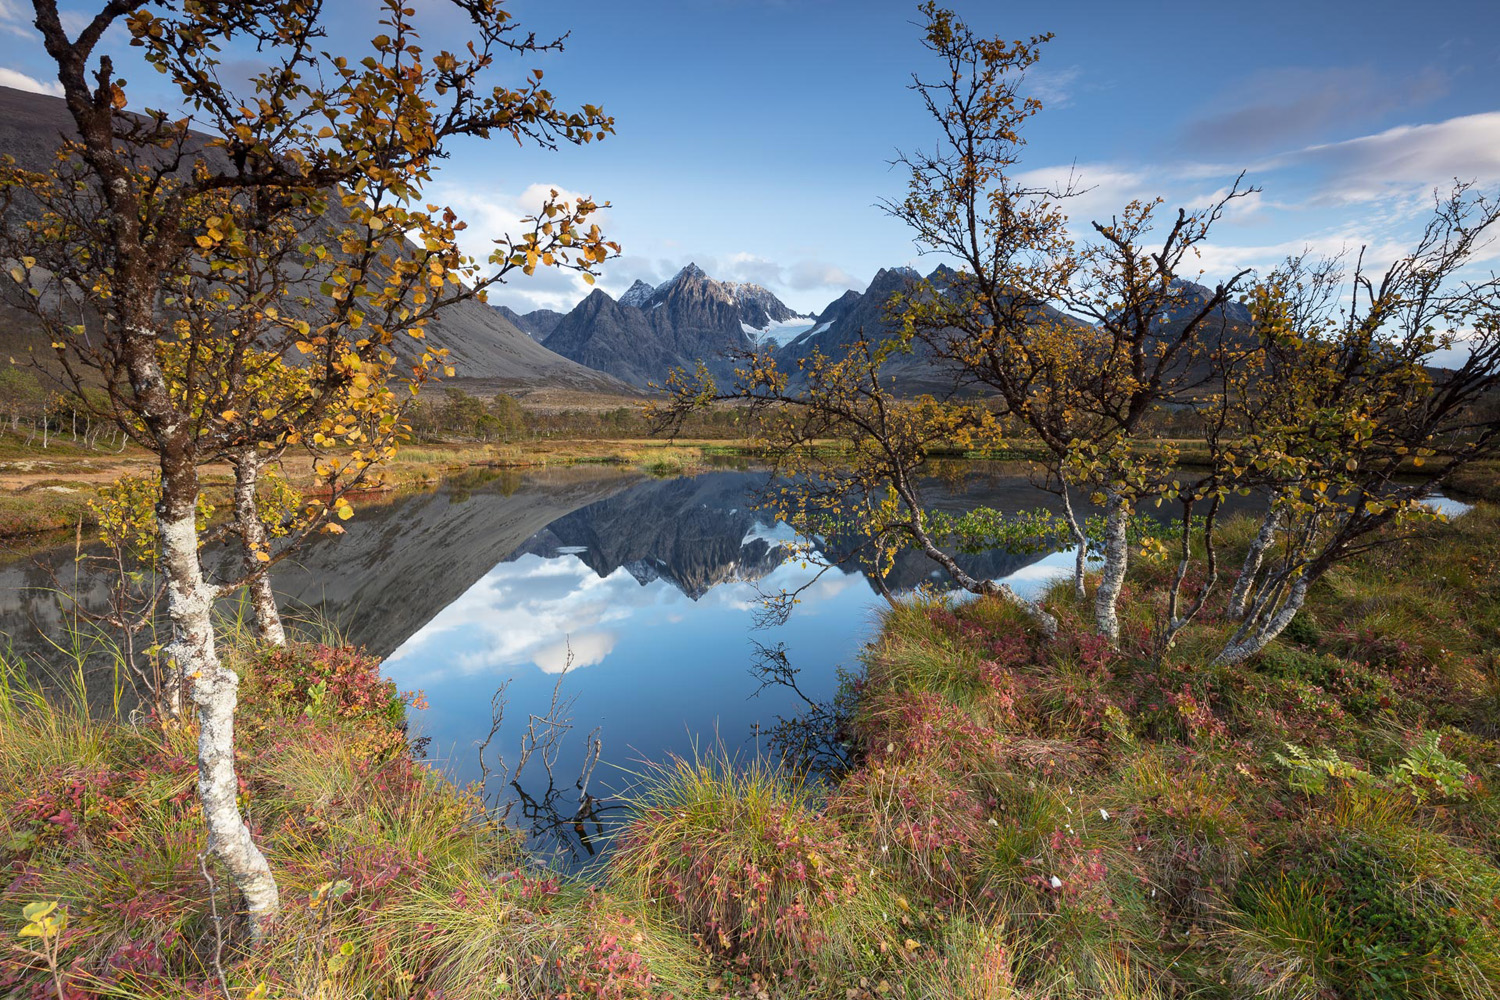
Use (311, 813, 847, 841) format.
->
(198, 852, 230, 999)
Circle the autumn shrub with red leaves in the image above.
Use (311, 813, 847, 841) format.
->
(245, 643, 413, 724)
(609, 755, 894, 984)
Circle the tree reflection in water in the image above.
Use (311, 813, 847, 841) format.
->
(747, 639, 857, 777)
(474, 658, 624, 866)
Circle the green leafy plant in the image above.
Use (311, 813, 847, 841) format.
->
(1391, 731, 1474, 803)
(1273, 743, 1377, 796)
(1275, 731, 1474, 802)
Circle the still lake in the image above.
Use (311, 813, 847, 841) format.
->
(0, 464, 1467, 863)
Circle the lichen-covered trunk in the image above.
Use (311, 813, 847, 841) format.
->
(126, 291, 282, 938)
(1227, 504, 1278, 621)
(158, 469, 280, 941)
(1212, 575, 1309, 666)
(1093, 490, 1130, 643)
(233, 451, 285, 646)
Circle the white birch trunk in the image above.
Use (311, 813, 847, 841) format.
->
(233, 452, 286, 646)
(158, 507, 281, 940)
(1212, 575, 1309, 666)
(1092, 490, 1130, 643)
(1059, 480, 1088, 601)
(1227, 505, 1278, 621)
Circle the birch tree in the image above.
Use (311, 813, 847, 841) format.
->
(0, 0, 616, 940)
(649, 337, 1062, 635)
(883, 2, 1255, 644)
(1215, 187, 1500, 664)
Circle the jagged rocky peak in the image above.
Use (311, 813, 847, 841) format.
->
(819, 289, 862, 321)
(492, 303, 565, 340)
(656, 263, 725, 303)
(1167, 278, 1253, 324)
(870, 265, 921, 287)
(621, 263, 809, 328)
(618, 279, 655, 309)
(729, 281, 806, 327)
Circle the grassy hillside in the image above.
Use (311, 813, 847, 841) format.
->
(0, 505, 1496, 998)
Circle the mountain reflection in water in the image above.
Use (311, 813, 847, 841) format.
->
(277, 464, 1131, 863)
(0, 463, 1264, 864)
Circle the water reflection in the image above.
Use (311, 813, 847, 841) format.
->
(364, 467, 1107, 863)
(0, 464, 1471, 864)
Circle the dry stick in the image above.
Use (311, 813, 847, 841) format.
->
(6, 938, 65, 1000)
(198, 852, 231, 999)
(476, 680, 513, 824)
(577, 726, 603, 800)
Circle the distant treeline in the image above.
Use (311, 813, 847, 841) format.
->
(408, 387, 752, 442)
(0, 367, 131, 451)
(407, 385, 1361, 446)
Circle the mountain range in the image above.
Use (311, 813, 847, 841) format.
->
(529, 263, 813, 388)
(497, 261, 1254, 395)
(4, 84, 1253, 401)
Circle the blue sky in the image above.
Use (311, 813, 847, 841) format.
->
(3, 0, 1499, 314)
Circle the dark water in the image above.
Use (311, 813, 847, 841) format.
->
(0, 464, 1467, 864)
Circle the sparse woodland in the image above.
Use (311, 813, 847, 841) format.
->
(1, 2, 1499, 1000)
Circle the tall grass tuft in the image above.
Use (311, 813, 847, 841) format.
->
(610, 750, 900, 987)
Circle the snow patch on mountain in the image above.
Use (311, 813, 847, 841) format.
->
(743, 317, 819, 346)
(627, 264, 811, 328)
(618, 280, 655, 309)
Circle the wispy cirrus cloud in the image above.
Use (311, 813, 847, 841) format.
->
(1273, 111, 1500, 206)
(1016, 107, 1500, 282)
(1180, 65, 1449, 157)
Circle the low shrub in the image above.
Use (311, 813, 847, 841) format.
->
(610, 754, 896, 986)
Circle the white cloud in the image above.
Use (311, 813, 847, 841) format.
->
(1280, 112, 1500, 207)
(1019, 65, 1081, 109)
(1013, 162, 1153, 231)
(532, 632, 617, 673)
(718, 251, 783, 287)
(403, 554, 656, 680)
(786, 259, 862, 292)
(433, 180, 612, 312)
(1189, 233, 1414, 286)
(1010, 109, 1500, 286)
(387, 537, 870, 683)
(0, 1, 29, 39)
(0, 66, 61, 96)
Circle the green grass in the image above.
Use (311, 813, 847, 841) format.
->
(0, 641, 711, 1000)
(2, 505, 1498, 998)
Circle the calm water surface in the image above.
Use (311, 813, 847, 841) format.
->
(0, 465, 1469, 863)
(288, 463, 1091, 860)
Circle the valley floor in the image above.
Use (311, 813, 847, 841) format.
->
(6, 425, 1492, 545)
(0, 432, 756, 541)
(1, 501, 1498, 998)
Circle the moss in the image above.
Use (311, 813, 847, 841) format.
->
(1233, 828, 1500, 999)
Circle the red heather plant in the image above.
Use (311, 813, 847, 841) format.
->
(247, 644, 410, 722)
(833, 757, 992, 909)
(551, 907, 661, 1000)
(611, 756, 875, 979)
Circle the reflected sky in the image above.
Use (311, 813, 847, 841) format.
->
(387, 543, 881, 792)
(375, 470, 1092, 863)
